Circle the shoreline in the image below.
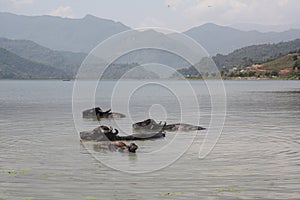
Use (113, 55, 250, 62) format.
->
(0, 78, 299, 81)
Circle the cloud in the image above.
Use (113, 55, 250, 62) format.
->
(10, 0, 33, 5)
(49, 6, 75, 18)
(0, 0, 33, 7)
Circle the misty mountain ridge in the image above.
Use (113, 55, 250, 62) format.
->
(230, 22, 295, 32)
(1, 12, 300, 56)
(1, 12, 300, 79)
(0, 12, 130, 53)
(0, 37, 87, 77)
(213, 38, 300, 69)
(184, 23, 300, 55)
(0, 47, 68, 79)
(0, 37, 165, 79)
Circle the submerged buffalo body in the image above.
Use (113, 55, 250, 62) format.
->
(82, 107, 126, 119)
(132, 119, 165, 133)
(80, 125, 119, 141)
(80, 125, 165, 142)
(165, 123, 206, 131)
(132, 119, 206, 133)
(109, 141, 138, 153)
(91, 141, 138, 153)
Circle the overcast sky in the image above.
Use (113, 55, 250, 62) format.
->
(1, 0, 300, 32)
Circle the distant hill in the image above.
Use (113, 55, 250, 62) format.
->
(0, 48, 68, 79)
(114, 30, 190, 69)
(175, 39, 300, 77)
(2, 12, 300, 56)
(0, 32, 184, 79)
(213, 39, 300, 69)
(102, 63, 160, 79)
(260, 52, 300, 72)
(0, 12, 130, 52)
(184, 23, 300, 55)
(0, 37, 86, 76)
(224, 52, 300, 79)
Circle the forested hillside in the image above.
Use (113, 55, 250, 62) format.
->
(213, 39, 300, 69)
(0, 38, 86, 77)
(0, 48, 68, 79)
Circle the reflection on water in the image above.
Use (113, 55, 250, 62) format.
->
(0, 80, 299, 199)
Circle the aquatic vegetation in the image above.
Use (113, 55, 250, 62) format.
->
(212, 186, 242, 194)
(0, 192, 8, 200)
(83, 196, 97, 200)
(1, 168, 29, 177)
(2, 169, 17, 176)
(22, 197, 34, 200)
(159, 192, 182, 197)
(40, 173, 58, 179)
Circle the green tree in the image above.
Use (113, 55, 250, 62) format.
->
(271, 71, 279, 77)
(265, 71, 271, 77)
(248, 71, 256, 77)
(292, 55, 298, 61)
(221, 70, 225, 77)
(293, 60, 300, 70)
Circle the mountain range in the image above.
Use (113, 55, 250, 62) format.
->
(1, 12, 300, 55)
(184, 23, 300, 55)
(1, 12, 300, 79)
(213, 39, 300, 69)
(0, 12, 130, 53)
(0, 47, 68, 79)
(0, 37, 86, 77)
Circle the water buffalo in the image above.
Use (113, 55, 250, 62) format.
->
(132, 119, 165, 133)
(80, 125, 119, 141)
(82, 107, 126, 120)
(132, 118, 206, 133)
(86, 141, 138, 153)
(108, 141, 138, 153)
(80, 125, 165, 142)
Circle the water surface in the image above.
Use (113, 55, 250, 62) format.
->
(0, 80, 299, 199)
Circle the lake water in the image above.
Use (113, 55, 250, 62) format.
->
(0, 80, 299, 200)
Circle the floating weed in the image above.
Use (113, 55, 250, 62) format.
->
(2, 169, 17, 176)
(40, 173, 58, 179)
(83, 196, 97, 200)
(1, 168, 29, 177)
(212, 186, 242, 195)
(159, 192, 182, 197)
(0, 192, 8, 200)
(22, 197, 34, 200)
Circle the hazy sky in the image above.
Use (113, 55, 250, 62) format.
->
(1, 0, 300, 31)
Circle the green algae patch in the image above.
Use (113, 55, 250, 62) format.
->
(40, 173, 58, 179)
(22, 197, 34, 200)
(83, 196, 97, 200)
(1, 168, 29, 177)
(159, 192, 182, 197)
(212, 186, 243, 195)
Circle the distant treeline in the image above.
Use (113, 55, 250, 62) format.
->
(213, 39, 300, 69)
